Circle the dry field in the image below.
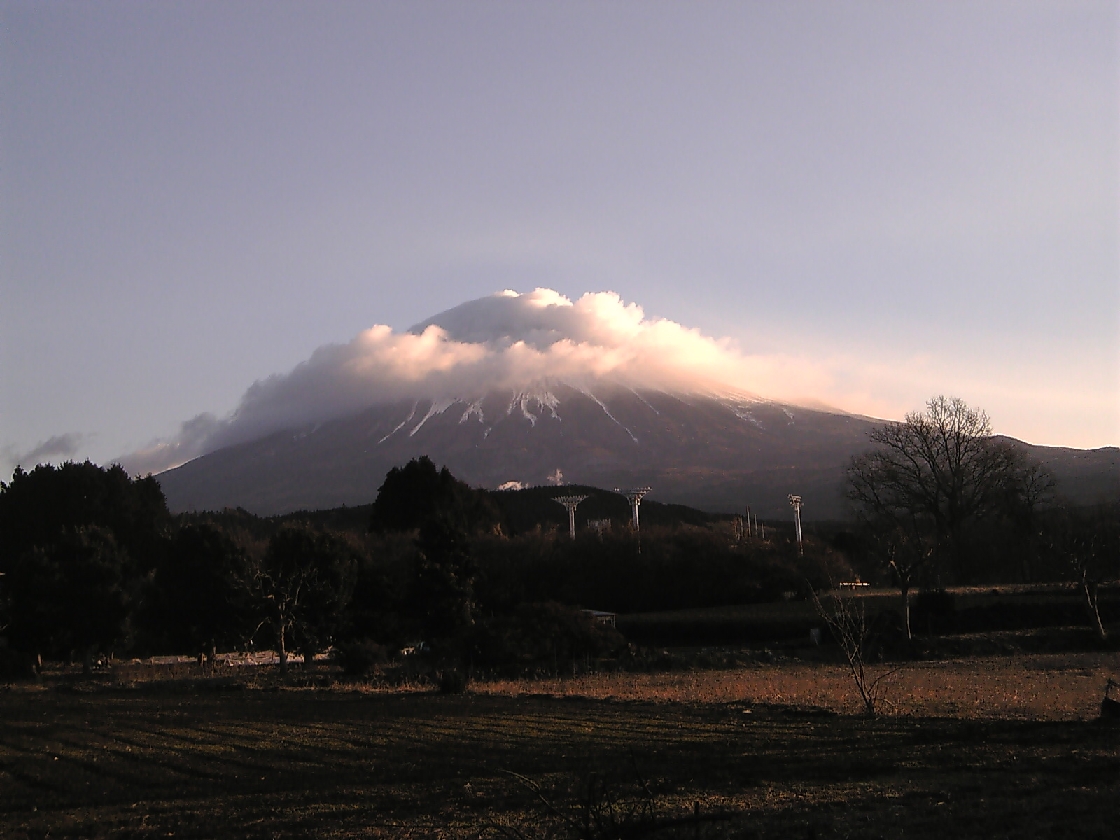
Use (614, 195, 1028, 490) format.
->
(475, 651, 1120, 721)
(2, 651, 1119, 839)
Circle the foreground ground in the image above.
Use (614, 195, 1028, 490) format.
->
(2, 651, 1119, 839)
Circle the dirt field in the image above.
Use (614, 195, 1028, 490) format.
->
(2, 652, 1119, 839)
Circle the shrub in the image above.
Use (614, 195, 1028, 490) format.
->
(910, 589, 956, 635)
(0, 647, 39, 680)
(334, 638, 388, 677)
(470, 602, 627, 674)
(437, 667, 469, 694)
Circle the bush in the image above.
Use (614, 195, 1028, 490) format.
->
(910, 589, 956, 635)
(437, 667, 469, 694)
(333, 638, 389, 677)
(0, 647, 39, 680)
(469, 601, 627, 674)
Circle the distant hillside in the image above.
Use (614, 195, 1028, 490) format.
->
(181, 483, 726, 539)
(1003, 439, 1120, 505)
(484, 484, 725, 535)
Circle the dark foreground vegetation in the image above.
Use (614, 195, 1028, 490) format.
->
(2, 682, 1118, 840)
(1, 397, 1117, 688)
(0, 457, 846, 679)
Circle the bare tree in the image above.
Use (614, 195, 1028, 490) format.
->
(1072, 552, 1109, 643)
(1008, 461, 1057, 582)
(810, 587, 896, 716)
(1053, 504, 1118, 643)
(868, 524, 934, 640)
(847, 395, 1034, 585)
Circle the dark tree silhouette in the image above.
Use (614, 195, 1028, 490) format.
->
(250, 525, 358, 673)
(847, 396, 1037, 585)
(0, 462, 172, 666)
(408, 518, 478, 650)
(0, 461, 170, 578)
(339, 531, 415, 650)
(142, 523, 255, 654)
(5, 525, 130, 670)
(366, 458, 494, 664)
(370, 456, 497, 534)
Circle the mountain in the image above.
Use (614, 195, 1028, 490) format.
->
(140, 290, 1117, 518)
(154, 383, 1118, 518)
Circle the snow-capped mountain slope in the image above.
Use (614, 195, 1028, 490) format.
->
(143, 289, 1118, 516)
(156, 383, 878, 516)
(155, 381, 1118, 517)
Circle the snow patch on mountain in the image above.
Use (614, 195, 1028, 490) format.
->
(578, 387, 639, 444)
(714, 395, 762, 429)
(410, 399, 456, 437)
(459, 399, 485, 424)
(629, 387, 661, 416)
(507, 389, 561, 427)
(730, 406, 764, 429)
(378, 402, 418, 445)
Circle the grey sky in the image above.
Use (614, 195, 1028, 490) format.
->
(2, 1, 1117, 478)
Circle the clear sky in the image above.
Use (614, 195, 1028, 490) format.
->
(2, 1, 1117, 477)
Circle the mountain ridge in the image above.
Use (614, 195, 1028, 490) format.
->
(155, 382, 1118, 519)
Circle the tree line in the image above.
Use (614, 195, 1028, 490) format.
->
(1, 397, 1114, 676)
(0, 457, 836, 677)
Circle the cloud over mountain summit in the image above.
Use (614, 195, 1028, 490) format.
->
(122, 290, 779, 475)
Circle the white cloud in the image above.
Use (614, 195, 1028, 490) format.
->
(120, 289, 805, 473)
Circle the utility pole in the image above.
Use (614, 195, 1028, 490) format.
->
(788, 494, 803, 556)
(624, 487, 652, 553)
(624, 487, 651, 531)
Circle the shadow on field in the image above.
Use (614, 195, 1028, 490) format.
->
(1, 686, 1118, 839)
